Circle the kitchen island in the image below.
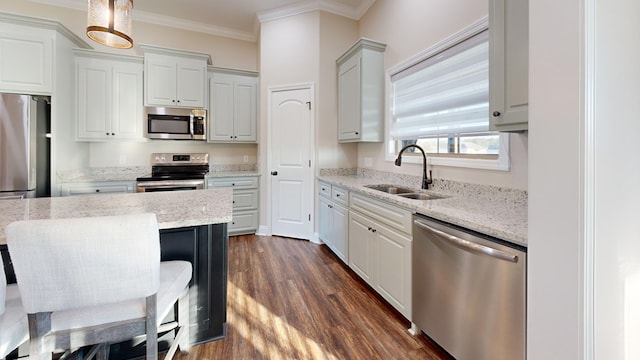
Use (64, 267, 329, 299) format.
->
(0, 189, 233, 355)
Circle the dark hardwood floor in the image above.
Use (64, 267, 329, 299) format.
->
(168, 234, 453, 360)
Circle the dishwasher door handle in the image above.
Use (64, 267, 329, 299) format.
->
(414, 219, 519, 263)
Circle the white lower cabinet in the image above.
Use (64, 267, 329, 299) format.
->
(318, 194, 348, 262)
(207, 176, 259, 235)
(348, 192, 412, 319)
(317, 181, 413, 319)
(60, 181, 135, 196)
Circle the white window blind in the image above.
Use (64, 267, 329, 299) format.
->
(391, 29, 489, 140)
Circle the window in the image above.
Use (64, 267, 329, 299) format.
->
(386, 19, 509, 171)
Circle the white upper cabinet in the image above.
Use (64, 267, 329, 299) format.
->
(0, 22, 54, 94)
(75, 50, 143, 141)
(208, 68, 258, 143)
(336, 38, 386, 143)
(140, 44, 210, 109)
(489, 0, 529, 132)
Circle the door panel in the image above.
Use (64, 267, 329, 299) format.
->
(270, 87, 312, 239)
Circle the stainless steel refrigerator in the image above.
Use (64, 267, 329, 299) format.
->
(0, 93, 51, 199)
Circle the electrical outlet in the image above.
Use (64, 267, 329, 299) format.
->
(243, 155, 249, 163)
(119, 155, 127, 165)
(364, 157, 373, 167)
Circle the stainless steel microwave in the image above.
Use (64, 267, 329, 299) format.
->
(144, 107, 207, 140)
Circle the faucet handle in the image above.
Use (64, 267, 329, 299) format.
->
(427, 170, 433, 184)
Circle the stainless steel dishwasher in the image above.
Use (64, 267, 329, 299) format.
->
(412, 214, 526, 360)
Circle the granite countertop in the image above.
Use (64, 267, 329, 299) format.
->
(0, 188, 233, 246)
(318, 175, 527, 247)
(57, 168, 260, 183)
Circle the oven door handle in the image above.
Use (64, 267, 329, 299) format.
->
(136, 179, 204, 188)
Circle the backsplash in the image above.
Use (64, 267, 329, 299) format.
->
(321, 168, 527, 205)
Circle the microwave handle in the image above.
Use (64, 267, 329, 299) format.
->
(189, 114, 194, 138)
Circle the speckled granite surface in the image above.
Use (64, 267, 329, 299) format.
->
(0, 188, 233, 246)
(57, 165, 259, 182)
(318, 171, 527, 246)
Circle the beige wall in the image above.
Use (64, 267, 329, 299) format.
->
(357, 0, 528, 190)
(0, 1, 258, 71)
(318, 12, 359, 169)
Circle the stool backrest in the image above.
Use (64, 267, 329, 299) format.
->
(6, 213, 161, 314)
(0, 256, 5, 315)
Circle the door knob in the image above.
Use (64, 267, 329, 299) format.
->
(271, 171, 278, 176)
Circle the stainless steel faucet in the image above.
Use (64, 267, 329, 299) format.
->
(395, 144, 433, 189)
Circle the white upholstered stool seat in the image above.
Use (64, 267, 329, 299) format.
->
(0, 257, 29, 359)
(6, 213, 192, 360)
(49, 261, 192, 333)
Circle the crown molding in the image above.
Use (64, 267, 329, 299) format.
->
(29, 0, 377, 42)
(257, 0, 376, 23)
(28, 0, 256, 42)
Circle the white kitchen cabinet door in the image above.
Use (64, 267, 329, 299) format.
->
(145, 55, 177, 107)
(374, 222, 412, 319)
(337, 53, 361, 141)
(144, 50, 207, 108)
(0, 28, 53, 94)
(336, 39, 386, 143)
(208, 74, 234, 141)
(318, 196, 333, 247)
(208, 71, 257, 143)
(75, 52, 143, 141)
(489, 0, 528, 131)
(348, 210, 375, 287)
(233, 76, 257, 141)
(176, 58, 206, 108)
(331, 203, 349, 262)
(76, 57, 110, 139)
(111, 60, 143, 139)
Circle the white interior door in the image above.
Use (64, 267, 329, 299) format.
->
(270, 87, 313, 239)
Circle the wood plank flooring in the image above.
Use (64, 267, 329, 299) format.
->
(168, 234, 453, 360)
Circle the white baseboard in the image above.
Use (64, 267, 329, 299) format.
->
(310, 232, 322, 245)
(255, 225, 270, 236)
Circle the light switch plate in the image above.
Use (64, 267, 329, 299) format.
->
(364, 157, 373, 167)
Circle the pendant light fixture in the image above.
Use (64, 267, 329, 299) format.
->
(86, 0, 134, 49)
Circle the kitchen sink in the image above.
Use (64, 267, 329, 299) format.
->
(397, 193, 445, 200)
(364, 184, 416, 194)
(365, 184, 446, 200)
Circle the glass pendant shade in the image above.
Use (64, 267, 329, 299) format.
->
(86, 0, 133, 49)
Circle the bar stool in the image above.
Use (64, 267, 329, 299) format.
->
(0, 256, 28, 360)
(5, 213, 191, 360)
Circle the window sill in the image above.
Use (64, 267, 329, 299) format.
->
(385, 133, 511, 171)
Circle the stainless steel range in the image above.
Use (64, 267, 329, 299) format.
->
(136, 153, 209, 192)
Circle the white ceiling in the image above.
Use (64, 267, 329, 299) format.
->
(30, 0, 376, 41)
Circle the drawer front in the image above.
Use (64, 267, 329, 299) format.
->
(332, 186, 349, 207)
(233, 190, 258, 211)
(319, 181, 331, 198)
(208, 176, 258, 189)
(350, 192, 411, 234)
(229, 210, 259, 234)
